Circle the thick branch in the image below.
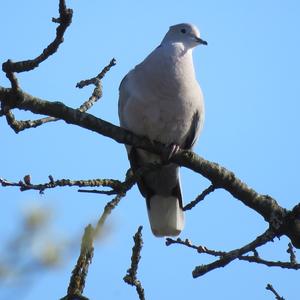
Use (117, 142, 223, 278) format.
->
(1, 85, 299, 247)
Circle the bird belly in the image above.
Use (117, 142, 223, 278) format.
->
(123, 94, 194, 146)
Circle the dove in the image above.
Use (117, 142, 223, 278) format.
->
(118, 23, 206, 237)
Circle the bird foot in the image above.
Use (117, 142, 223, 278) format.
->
(162, 143, 180, 163)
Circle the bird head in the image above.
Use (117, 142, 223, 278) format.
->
(162, 23, 207, 49)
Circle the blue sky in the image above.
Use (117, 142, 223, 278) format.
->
(1, 0, 300, 299)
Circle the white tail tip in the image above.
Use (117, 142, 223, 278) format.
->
(147, 195, 184, 237)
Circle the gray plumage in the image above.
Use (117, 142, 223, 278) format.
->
(118, 23, 206, 237)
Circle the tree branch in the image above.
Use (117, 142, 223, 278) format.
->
(176, 228, 277, 278)
(1, 84, 300, 247)
(61, 225, 93, 300)
(123, 226, 145, 300)
(183, 184, 217, 211)
(287, 242, 297, 264)
(2, 85, 299, 247)
(1, 57, 116, 134)
(0, 175, 123, 194)
(239, 254, 300, 270)
(266, 284, 285, 300)
(4, 110, 59, 132)
(76, 58, 116, 89)
(2, 0, 73, 74)
(192, 229, 275, 277)
(60, 171, 134, 299)
(167, 235, 300, 277)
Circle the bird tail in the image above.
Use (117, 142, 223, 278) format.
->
(147, 195, 184, 237)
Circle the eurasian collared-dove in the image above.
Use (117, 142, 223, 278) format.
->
(118, 23, 206, 237)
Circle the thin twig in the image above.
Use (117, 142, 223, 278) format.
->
(266, 284, 285, 300)
(239, 255, 300, 269)
(183, 229, 276, 277)
(166, 237, 300, 270)
(76, 58, 116, 89)
(0, 176, 123, 194)
(76, 58, 117, 113)
(94, 193, 125, 237)
(5, 111, 59, 133)
(78, 189, 118, 195)
(1, 0, 72, 134)
(61, 225, 93, 300)
(123, 226, 145, 300)
(286, 242, 297, 264)
(60, 171, 135, 299)
(2, 0, 73, 74)
(184, 184, 217, 211)
(1, 4, 115, 134)
(68, 225, 94, 296)
(166, 238, 226, 256)
(94, 170, 136, 236)
(3, 58, 116, 133)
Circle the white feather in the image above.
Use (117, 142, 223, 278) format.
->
(147, 195, 184, 237)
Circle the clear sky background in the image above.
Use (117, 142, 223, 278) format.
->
(1, 0, 300, 299)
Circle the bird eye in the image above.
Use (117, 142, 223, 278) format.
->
(180, 28, 186, 34)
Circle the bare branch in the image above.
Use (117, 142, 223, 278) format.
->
(239, 254, 300, 270)
(0, 0, 300, 251)
(3, 66, 19, 90)
(95, 193, 127, 236)
(1, 58, 116, 133)
(167, 233, 299, 278)
(0, 165, 158, 198)
(0, 175, 123, 194)
(76, 58, 116, 89)
(60, 172, 135, 299)
(184, 184, 217, 211)
(75, 58, 117, 114)
(1, 0, 72, 134)
(166, 237, 226, 257)
(1, 86, 300, 247)
(61, 225, 93, 300)
(166, 237, 300, 270)
(287, 242, 297, 264)
(1, 90, 283, 222)
(77, 189, 119, 195)
(2, 0, 73, 74)
(192, 228, 276, 278)
(4, 110, 59, 133)
(68, 225, 94, 297)
(123, 226, 145, 300)
(266, 284, 285, 300)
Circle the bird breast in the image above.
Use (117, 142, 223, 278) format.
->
(122, 44, 203, 145)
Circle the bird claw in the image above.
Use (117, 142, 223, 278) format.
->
(162, 143, 180, 163)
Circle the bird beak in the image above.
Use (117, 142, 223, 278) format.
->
(195, 36, 208, 45)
